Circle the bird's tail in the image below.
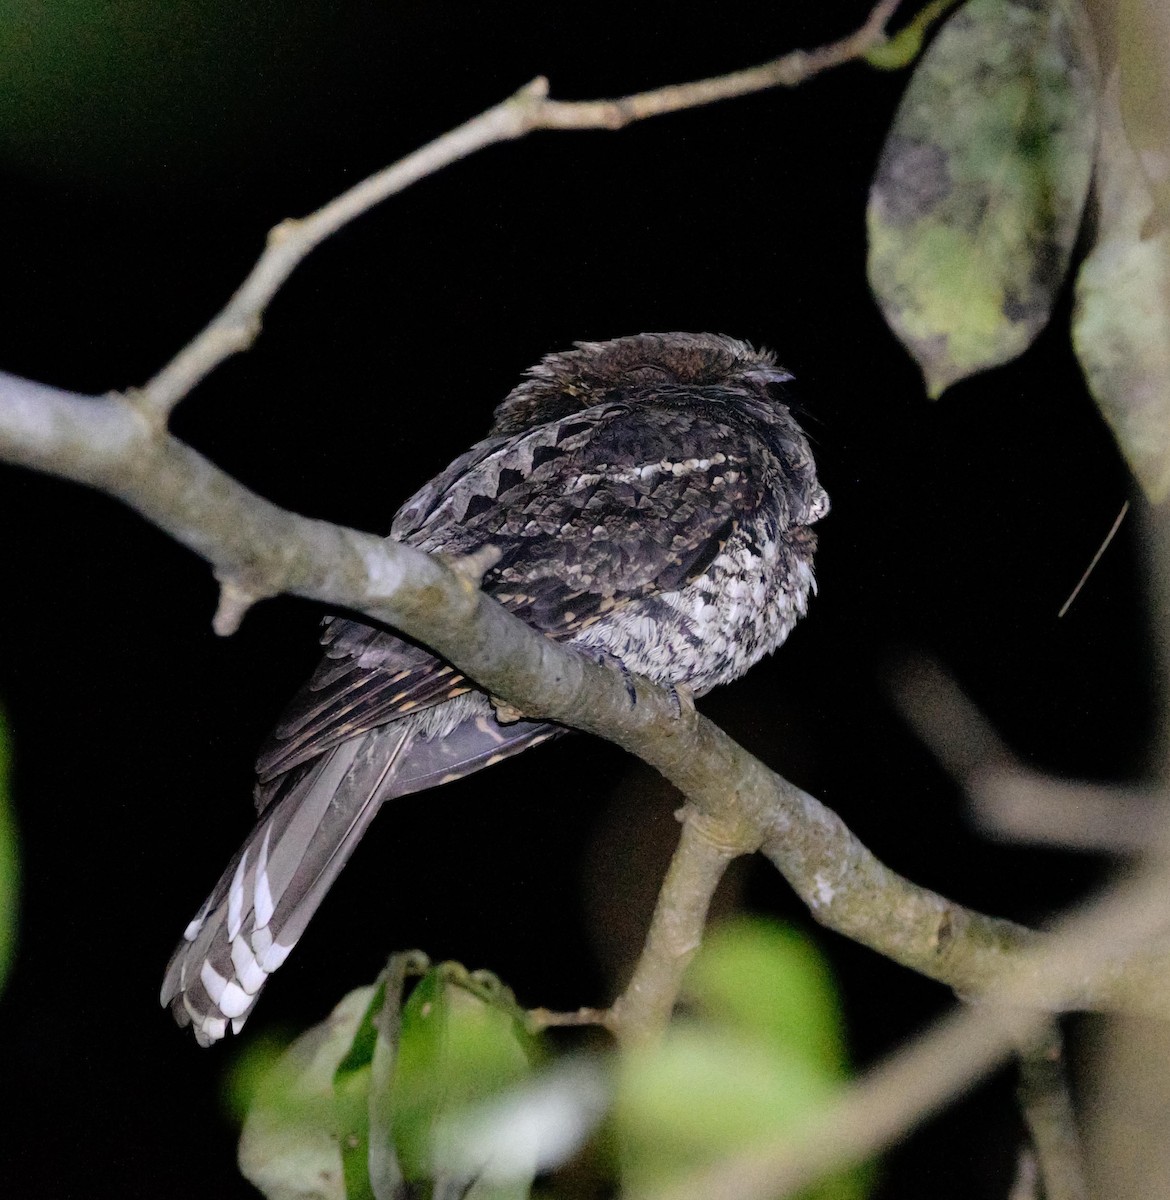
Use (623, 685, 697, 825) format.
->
(161, 714, 556, 1046)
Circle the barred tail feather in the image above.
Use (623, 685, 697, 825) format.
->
(161, 712, 556, 1045)
(161, 725, 409, 1045)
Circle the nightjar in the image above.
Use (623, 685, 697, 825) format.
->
(162, 332, 829, 1045)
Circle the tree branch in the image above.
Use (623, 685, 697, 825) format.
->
(133, 0, 903, 420)
(608, 806, 748, 1042)
(891, 654, 1166, 853)
(3, 368, 1170, 1032)
(637, 853, 1170, 1200)
(1016, 1022, 1088, 1200)
(3, 0, 1166, 1070)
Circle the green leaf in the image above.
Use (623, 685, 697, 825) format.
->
(682, 917, 848, 1078)
(391, 964, 537, 1189)
(618, 1027, 829, 1173)
(617, 1030, 867, 1200)
(867, 0, 1097, 396)
(334, 985, 389, 1200)
(223, 1030, 296, 1127)
(1072, 76, 1170, 500)
(0, 711, 17, 995)
(238, 957, 538, 1200)
(238, 985, 378, 1200)
(617, 918, 871, 1200)
(1115, 1, 1170, 229)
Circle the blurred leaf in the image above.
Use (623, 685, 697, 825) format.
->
(617, 1030, 867, 1200)
(1073, 74, 1170, 500)
(867, 0, 1097, 396)
(239, 985, 377, 1200)
(0, 710, 16, 994)
(224, 1029, 296, 1126)
(865, 0, 959, 71)
(0, 0, 333, 190)
(1115, 0, 1170, 228)
(434, 1057, 611, 1188)
(391, 965, 537, 1195)
(683, 917, 848, 1078)
(239, 960, 540, 1200)
(616, 918, 870, 1199)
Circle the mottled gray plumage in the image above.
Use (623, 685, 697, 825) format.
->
(162, 332, 829, 1045)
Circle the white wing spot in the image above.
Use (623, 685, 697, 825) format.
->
(257, 938, 293, 973)
(200, 1016, 227, 1044)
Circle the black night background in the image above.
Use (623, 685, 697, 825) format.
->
(0, 3, 1147, 1198)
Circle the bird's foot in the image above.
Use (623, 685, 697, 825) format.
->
(589, 650, 638, 708)
(489, 696, 527, 724)
(667, 682, 695, 720)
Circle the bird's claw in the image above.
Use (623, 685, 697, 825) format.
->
(489, 696, 526, 724)
(668, 683, 695, 719)
(591, 650, 638, 708)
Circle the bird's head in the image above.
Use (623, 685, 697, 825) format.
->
(489, 332, 793, 436)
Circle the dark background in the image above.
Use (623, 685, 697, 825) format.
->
(0, 3, 1149, 1197)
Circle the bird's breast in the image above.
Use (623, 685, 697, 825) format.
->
(571, 516, 816, 696)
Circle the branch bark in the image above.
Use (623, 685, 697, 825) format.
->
(1016, 1022, 1088, 1200)
(134, 0, 903, 420)
(1, 11, 1167, 1174)
(4, 366, 1170, 1032)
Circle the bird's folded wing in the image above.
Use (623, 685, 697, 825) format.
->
(257, 403, 775, 790)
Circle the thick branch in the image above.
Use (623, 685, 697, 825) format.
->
(3, 369, 1170, 1025)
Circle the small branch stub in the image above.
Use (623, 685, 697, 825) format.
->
(213, 577, 261, 636)
(446, 544, 504, 591)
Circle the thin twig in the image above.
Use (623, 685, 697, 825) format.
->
(891, 654, 1163, 852)
(136, 79, 550, 418)
(135, 0, 903, 421)
(536, 0, 904, 130)
(972, 772, 1162, 853)
(526, 1006, 612, 1032)
(1058, 500, 1130, 618)
(609, 806, 752, 1043)
(1016, 1022, 1088, 1200)
(1008, 1148, 1040, 1200)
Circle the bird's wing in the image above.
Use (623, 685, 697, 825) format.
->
(166, 399, 807, 1045)
(401, 397, 777, 627)
(254, 624, 472, 789)
(256, 401, 771, 786)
